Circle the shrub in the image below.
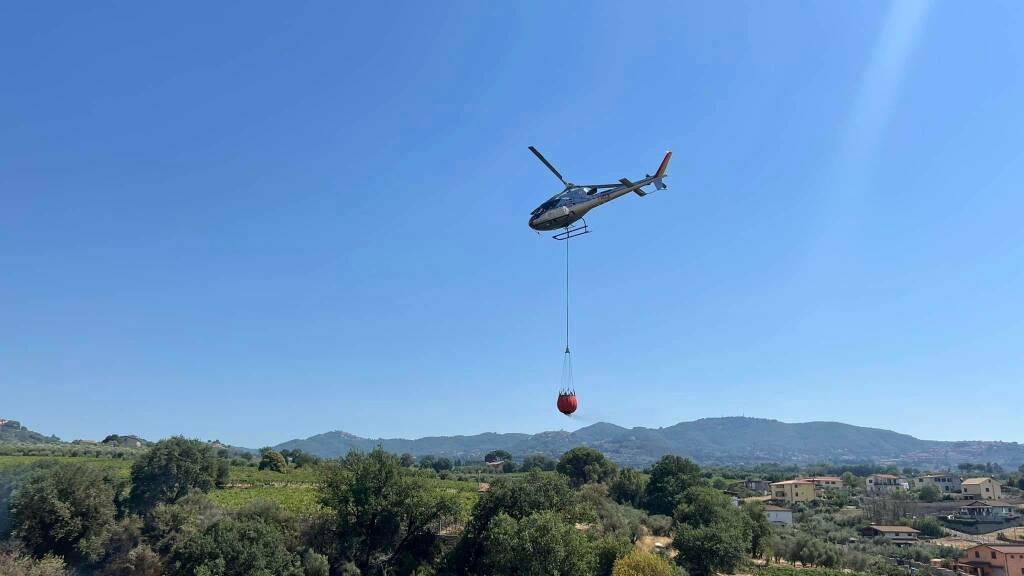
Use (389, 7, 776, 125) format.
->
(613, 549, 677, 576)
(10, 462, 117, 565)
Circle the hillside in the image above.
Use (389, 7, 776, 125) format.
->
(275, 417, 1024, 468)
(0, 420, 60, 444)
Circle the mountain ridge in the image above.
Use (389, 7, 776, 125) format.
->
(274, 417, 1024, 468)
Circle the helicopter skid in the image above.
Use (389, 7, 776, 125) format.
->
(552, 220, 590, 241)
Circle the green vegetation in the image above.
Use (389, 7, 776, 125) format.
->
(0, 443, 969, 575)
(557, 446, 617, 487)
(613, 549, 679, 576)
(129, 437, 220, 513)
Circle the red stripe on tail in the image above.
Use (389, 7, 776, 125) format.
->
(655, 151, 672, 178)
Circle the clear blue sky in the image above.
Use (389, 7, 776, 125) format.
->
(3, 2, 1022, 448)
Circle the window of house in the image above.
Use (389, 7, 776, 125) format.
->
(992, 552, 997, 559)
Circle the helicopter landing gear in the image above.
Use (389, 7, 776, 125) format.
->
(552, 218, 590, 241)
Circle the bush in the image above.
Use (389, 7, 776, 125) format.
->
(613, 549, 677, 576)
(912, 516, 946, 538)
(302, 549, 330, 576)
(166, 516, 302, 576)
(10, 462, 117, 565)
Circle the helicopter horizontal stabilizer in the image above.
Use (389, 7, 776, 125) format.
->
(619, 178, 647, 196)
(653, 177, 667, 190)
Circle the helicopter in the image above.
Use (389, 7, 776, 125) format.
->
(527, 146, 673, 239)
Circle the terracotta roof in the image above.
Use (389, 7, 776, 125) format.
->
(965, 544, 1024, 554)
(803, 476, 842, 482)
(867, 525, 919, 533)
(870, 474, 901, 479)
(962, 477, 994, 485)
(771, 479, 815, 485)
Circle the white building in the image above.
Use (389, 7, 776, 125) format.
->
(764, 504, 794, 526)
(913, 474, 962, 494)
(867, 474, 909, 495)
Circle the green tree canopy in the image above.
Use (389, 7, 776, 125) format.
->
(643, 455, 703, 516)
(10, 462, 118, 565)
(258, 449, 288, 473)
(166, 515, 302, 576)
(610, 468, 648, 508)
(481, 511, 596, 576)
(917, 484, 941, 502)
(129, 437, 218, 513)
(485, 450, 513, 463)
(319, 448, 461, 575)
(557, 447, 617, 487)
(671, 486, 753, 576)
(449, 470, 580, 574)
(520, 454, 557, 472)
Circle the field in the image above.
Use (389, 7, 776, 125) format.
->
(0, 455, 481, 516)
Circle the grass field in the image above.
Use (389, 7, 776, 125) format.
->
(0, 455, 481, 516)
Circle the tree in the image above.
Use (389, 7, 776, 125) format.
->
(643, 456, 703, 516)
(610, 469, 648, 508)
(612, 549, 677, 576)
(841, 471, 862, 489)
(501, 461, 517, 473)
(480, 511, 596, 576)
(10, 462, 117, 565)
(485, 450, 512, 463)
(594, 535, 633, 576)
(166, 516, 302, 576)
(0, 546, 71, 576)
(302, 550, 330, 576)
(215, 459, 231, 488)
(319, 448, 460, 575)
(557, 447, 617, 487)
(520, 454, 557, 472)
(917, 484, 941, 502)
(259, 449, 289, 473)
(673, 521, 748, 576)
(449, 470, 579, 574)
(399, 453, 415, 468)
(129, 437, 218, 513)
(913, 516, 947, 538)
(671, 487, 752, 576)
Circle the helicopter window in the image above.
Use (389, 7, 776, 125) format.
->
(534, 198, 560, 214)
(585, 187, 598, 195)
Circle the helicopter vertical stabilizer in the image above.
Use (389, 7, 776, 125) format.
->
(655, 150, 672, 178)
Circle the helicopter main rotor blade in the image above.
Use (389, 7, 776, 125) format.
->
(528, 146, 569, 187)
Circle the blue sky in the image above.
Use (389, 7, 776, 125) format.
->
(2, 1, 1022, 448)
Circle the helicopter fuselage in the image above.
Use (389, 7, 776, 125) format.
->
(528, 174, 663, 232)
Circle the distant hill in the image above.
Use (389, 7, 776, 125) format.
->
(275, 417, 1024, 468)
(0, 420, 60, 444)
